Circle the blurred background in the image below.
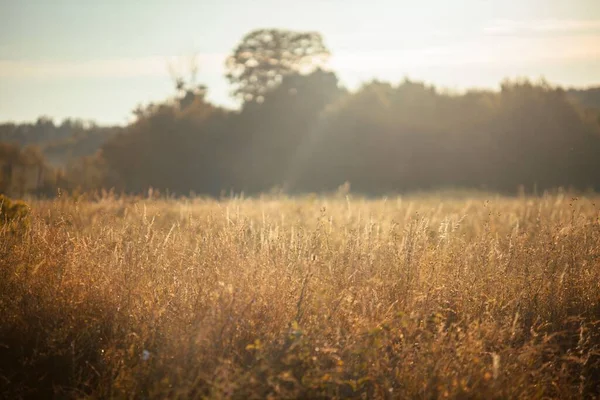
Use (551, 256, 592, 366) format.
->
(1, 0, 599, 197)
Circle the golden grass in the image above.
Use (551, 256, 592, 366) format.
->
(1, 192, 599, 399)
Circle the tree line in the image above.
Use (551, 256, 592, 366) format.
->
(2, 29, 600, 196)
(0, 118, 120, 167)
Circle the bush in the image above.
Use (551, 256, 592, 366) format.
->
(0, 194, 30, 232)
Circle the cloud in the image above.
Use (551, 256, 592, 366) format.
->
(330, 34, 600, 73)
(0, 54, 226, 79)
(484, 19, 600, 35)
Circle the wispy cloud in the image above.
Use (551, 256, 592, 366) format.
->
(330, 34, 600, 74)
(484, 19, 600, 35)
(0, 54, 225, 79)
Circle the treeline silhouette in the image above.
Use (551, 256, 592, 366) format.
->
(2, 29, 600, 196)
(0, 118, 120, 167)
(100, 74, 600, 196)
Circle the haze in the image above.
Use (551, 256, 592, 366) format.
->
(1, 0, 599, 124)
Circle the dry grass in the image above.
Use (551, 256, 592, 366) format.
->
(1, 191, 599, 399)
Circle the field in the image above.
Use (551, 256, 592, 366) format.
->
(1, 192, 600, 399)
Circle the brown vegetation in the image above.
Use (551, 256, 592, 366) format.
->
(1, 192, 599, 398)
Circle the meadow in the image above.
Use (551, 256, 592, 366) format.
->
(1, 191, 599, 399)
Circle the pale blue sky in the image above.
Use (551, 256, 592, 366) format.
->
(1, 0, 599, 124)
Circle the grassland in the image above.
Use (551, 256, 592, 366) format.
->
(1, 192, 599, 399)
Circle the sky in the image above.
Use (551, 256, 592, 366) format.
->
(1, 0, 600, 125)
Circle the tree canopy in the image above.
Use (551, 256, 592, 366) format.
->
(2, 29, 600, 198)
(225, 29, 330, 102)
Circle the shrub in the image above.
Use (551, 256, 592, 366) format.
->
(0, 194, 30, 232)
